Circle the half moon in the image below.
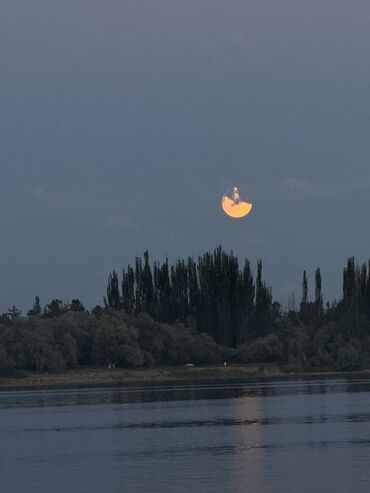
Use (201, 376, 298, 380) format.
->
(222, 195, 253, 218)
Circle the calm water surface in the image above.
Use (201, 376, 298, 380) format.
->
(1, 376, 370, 492)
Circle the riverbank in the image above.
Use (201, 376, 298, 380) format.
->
(1, 365, 369, 390)
(0, 365, 282, 390)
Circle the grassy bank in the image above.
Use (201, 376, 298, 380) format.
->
(0, 364, 285, 390)
(1, 365, 368, 391)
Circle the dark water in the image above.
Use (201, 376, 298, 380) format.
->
(1, 376, 370, 492)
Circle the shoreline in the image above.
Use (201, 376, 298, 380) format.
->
(1, 365, 370, 391)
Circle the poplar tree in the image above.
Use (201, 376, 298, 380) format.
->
(105, 270, 121, 310)
(142, 251, 154, 316)
(300, 270, 308, 321)
(314, 267, 323, 325)
(28, 296, 41, 316)
(122, 266, 135, 315)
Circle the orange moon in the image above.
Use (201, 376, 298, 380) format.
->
(222, 194, 253, 218)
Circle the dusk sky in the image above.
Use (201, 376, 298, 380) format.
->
(1, 0, 370, 312)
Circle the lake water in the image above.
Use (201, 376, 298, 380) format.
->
(1, 376, 370, 492)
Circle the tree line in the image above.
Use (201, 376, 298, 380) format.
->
(1, 247, 370, 373)
(105, 247, 273, 346)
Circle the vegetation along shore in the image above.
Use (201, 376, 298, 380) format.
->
(2, 366, 369, 391)
(1, 247, 370, 383)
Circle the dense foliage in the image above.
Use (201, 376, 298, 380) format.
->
(2, 248, 370, 373)
(105, 247, 271, 346)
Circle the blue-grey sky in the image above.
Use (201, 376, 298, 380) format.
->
(1, 0, 370, 312)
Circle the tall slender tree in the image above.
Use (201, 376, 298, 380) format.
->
(300, 270, 308, 321)
(314, 267, 323, 324)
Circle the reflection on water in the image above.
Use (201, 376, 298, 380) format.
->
(2, 376, 370, 409)
(1, 376, 370, 492)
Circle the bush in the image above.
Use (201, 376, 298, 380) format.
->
(236, 334, 283, 364)
(337, 345, 362, 371)
(0, 345, 15, 371)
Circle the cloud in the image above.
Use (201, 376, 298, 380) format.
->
(29, 185, 164, 235)
(30, 185, 119, 214)
(281, 176, 324, 198)
(31, 186, 80, 209)
(222, 29, 246, 47)
(250, 171, 370, 207)
(252, 176, 325, 202)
